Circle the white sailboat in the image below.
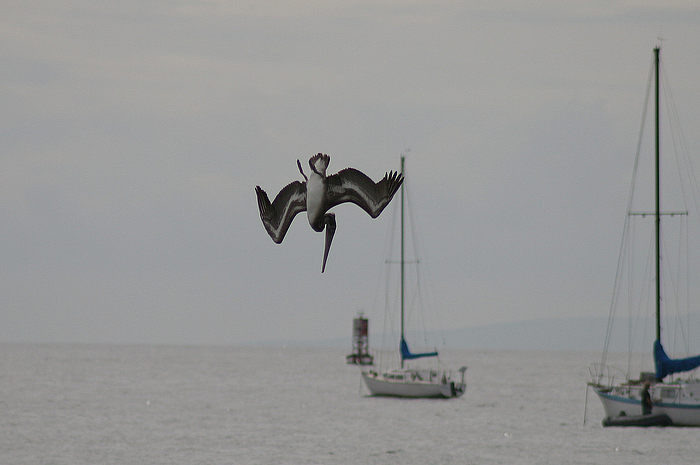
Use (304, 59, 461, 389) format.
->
(589, 47, 700, 427)
(361, 155, 467, 398)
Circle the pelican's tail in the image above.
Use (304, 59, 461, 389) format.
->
(309, 153, 330, 176)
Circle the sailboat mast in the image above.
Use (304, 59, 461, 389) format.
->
(654, 46, 661, 343)
(400, 155, 405, 369)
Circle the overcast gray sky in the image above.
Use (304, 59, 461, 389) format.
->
(3, 1, 700, 346)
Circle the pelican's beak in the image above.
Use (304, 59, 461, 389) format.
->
(321, 214, 336, 273)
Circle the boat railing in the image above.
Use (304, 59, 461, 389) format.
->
(588, 363, 626, 388)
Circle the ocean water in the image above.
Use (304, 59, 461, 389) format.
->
(1, 344, 697, 465)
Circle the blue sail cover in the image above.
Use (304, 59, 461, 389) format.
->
(654, 339, 700, 380)
(400, 337, 438, 361)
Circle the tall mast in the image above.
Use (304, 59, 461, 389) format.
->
(654, 46, 661, 343)
(400, 154, 405, 368)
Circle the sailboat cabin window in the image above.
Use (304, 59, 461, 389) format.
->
(661, 388, 677, 399)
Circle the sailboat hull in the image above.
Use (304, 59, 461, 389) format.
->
(593, 384, 700, 426)
(361, 370, 465, 398)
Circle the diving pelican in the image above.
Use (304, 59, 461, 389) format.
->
(255, 153, 403, 272)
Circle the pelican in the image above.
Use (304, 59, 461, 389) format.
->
(255, 153, 403, 272)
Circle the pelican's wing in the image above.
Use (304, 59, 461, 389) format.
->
(326, 168, 403, 218)
(255, 181, 306, 243)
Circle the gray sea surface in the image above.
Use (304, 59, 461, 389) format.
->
(1, 344, 698, 464)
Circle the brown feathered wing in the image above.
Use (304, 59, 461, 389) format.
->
(255, 181, 306, 243)
(325, 168, 403, 218)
